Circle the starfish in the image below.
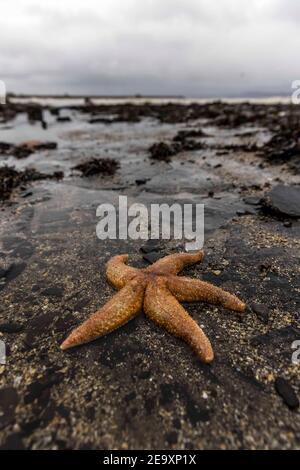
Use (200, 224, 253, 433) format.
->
(60, 251, 246, 362)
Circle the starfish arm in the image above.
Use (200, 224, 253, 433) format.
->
(167, 276, 246, 312)
(144, 278, 214, 363)
(106, 254, 139, 289)
(60, 278, 146, 350)
(146, 250, 204, 275)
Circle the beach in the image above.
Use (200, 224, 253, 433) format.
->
(0, 97, 299, 449)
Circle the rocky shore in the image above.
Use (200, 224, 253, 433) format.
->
(0, 98, 299, 449)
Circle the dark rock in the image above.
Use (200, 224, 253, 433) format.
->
(250, 303, 269, 324)
(41, 286, 64, 297)
(24, 373, 63, 404)
(173, 129, 206, 141)
(142, 252, 164, 264)
(140, 240, 161, 253)
(263, 185, 300, 218)
(274, 377, 299, 409)
(0, 322, 24, 333)
(21, 190, 33, 198)
(56, 116, 71, 122)
(159, 382, 210, 425)
(89, 117, 115, 124)
(283, 221, 292, 228)
(236, 208, 256, 216)
(236, 209, 247, 216)
(0, 262, 26, 291)
(27, 106, 43, 122)
(0, 387, 18, 429)
(135, 178, 149, 185)
(0, 142, 13, 154)
(24, 311, 56, 347)
(53, 171, 64, 180)
(244, 196, 262, 206)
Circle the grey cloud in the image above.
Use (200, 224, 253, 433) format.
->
(0, 0, 299, 96)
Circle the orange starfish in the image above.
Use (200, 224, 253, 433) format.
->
(61, 251, 246, 362)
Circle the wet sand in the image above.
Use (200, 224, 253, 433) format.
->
(0, 98, 299, 449)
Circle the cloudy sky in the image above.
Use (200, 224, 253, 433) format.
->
(1, 0, 299, 96)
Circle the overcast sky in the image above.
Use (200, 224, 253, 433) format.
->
(1, 0, 299, 96)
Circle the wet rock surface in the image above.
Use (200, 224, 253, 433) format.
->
(0, 98, 299, 449)
(0, 166, 63, 200)
(263, 185, 300, 218)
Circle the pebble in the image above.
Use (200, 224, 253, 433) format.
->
(243, 196, 262, 206)
(140, 240, 161, 253)
(24, 372, 63, 404)
(0, 322, 24, 333)
(142, 252, 164, 264)
(41, 286, 64, 297)
(264, 185, 300, 218)
(212, 270, 221, 276)
(274, 377, 299, 410)
(250, 303, 269, 324)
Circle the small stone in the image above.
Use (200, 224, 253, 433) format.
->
(56, 116, 71, 122)
(0, 322, 24, 333)
(21, 190, 33, 198)
(250, 303, 269, 324)
(274, 377, 299, 409)
(142, 252, 164, 264)
(41, 286, 64, 297)
(244, 196, 262, 206)
(263, 185, 300, 218)
(24, 372, 63, 404)
(135, 178, 148, 185)
(140, 240, 161, 254)
(283, 221, 292, 228)
(236, 208, 256, 216)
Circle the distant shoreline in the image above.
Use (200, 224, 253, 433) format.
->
(7, 94, 293, 106)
